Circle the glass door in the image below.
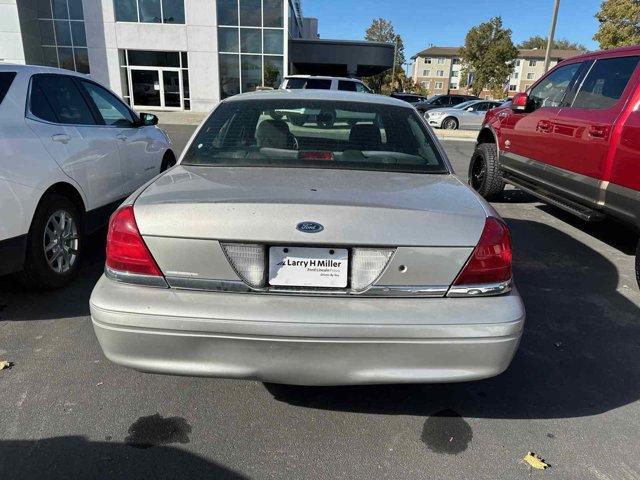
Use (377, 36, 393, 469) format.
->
(131, 70, 161, 108)
(129, 68, 183, 110)
(162, 71, 181, 108)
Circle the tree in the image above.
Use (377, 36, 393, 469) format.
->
(459, 17, 519, 96)
(518, 35, 586, 50)
(593, 0, 640, 49)
(264, 62, 281, 88)
(363, 18, 406, 93)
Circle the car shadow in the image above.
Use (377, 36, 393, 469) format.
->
(0, 229, 107, 321)
(0, 436, 247, 480)
(264, 217, 640, 420)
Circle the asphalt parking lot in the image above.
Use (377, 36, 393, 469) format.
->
(1, 124, 639, 480)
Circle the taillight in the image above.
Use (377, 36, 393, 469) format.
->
(453, 217, 512, 286)
(106, 205, 162, 276)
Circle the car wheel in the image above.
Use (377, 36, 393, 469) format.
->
(17, 194, 83, 289)
(636, 239, 640, 288)
(316, 109, 335, 128)
(442, 117, 459, 130)
(468, 143, 505, 200)
(160, 151, 176, 172)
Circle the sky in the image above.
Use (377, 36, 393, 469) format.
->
(304, 0, 602, 72)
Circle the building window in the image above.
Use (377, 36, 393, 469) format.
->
(451, 71, 459, 77)
(119, 49, 190, 109)
(436, 58, 445, 64)
(436, 70, 444, 77)
(114, 0, 185, 24)
(420, 81, 427, 87)
(37, 0, 89, 73)
(422, 69, 429, 76)
(527, 72, 535, 80)
(425, 57, 432, 64)
(217, 0, 285, 98)
(529, 60, 537, 67)
(452, 58, 460, 65)
(509, 84, 517, 91)
(450, 83, 458, 89)
(435, 82, 443, 89)
(513, 72, 519, 79)
(515, 60, 521, 67)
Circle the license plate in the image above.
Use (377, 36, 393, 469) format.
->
(269, 246, 348, 288)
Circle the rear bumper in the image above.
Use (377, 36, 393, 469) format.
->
(90, 276, 525, 385)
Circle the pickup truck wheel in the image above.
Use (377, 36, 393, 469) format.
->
(17, 194, 83, 289)
(636, 239, 640, 288)
(469, 143, 505, 200)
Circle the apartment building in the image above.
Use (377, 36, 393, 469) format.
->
(411, 46, 581, 98)
(0, 0, 393, 112)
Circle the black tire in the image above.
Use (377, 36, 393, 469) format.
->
(468, 143, 505, 200)
(17, 194, 83, 290)
(635, 239, 639, 289)
(442, 117, 459, 130)
(160, 150, 176, 172)
(288, 113, 307, 127)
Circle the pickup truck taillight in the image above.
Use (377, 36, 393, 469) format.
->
(106, 205, 162, 277)
(453, 217, 512, 286)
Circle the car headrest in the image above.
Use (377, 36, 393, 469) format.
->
(349, 124, 382, 150)
(256, 119, 293, 149)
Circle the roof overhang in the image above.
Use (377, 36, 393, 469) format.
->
(288, 38, 395, 77)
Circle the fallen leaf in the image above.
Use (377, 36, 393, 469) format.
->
(0, 360, 13, 370)
(524, 452, 550, 470)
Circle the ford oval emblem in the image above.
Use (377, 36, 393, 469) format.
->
(296, 221, 324, 233)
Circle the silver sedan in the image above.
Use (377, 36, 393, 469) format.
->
(90, 90, 524, 386)
(425, 100, 503, 129)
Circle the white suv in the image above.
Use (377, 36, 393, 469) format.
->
(281, 75, 373, 93)
(0, 65, 175, 288)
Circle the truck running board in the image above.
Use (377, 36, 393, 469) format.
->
(503, 173, 606, 222)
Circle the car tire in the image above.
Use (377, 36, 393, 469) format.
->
(442, 117, 459, 130)
(636, 239, 640, 288)
(468, 143, 505, 200)
(288, 113, 307, 127)
(17, 194, 83, 290)
(160, 150, 176, 172)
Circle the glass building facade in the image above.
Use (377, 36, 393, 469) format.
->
(217, 0, 285, 99)
(36, 0, 89, 73)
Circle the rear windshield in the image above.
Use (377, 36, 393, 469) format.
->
(0, 72, 17, 105)
(182, 99, 447, 174)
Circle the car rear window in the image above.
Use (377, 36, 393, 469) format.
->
(182, 99, 447, 174)
(572, 56, 640, 110)
(0, 72, 17, 105)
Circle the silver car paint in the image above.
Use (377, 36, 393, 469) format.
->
(134, 166, 486, 247)
(90, 277, 524, 385)
(90, 89, 525, 385)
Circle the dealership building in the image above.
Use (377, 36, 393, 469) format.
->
(0, 0, 394, 112)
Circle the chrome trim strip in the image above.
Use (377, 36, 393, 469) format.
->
(105, 266, 169, 288)
(165, 276, 449, 297)
(365, 285, 448, 297)
(446, 281, 511, 297)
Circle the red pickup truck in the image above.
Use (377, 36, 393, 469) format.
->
(469, 45, 640, 286)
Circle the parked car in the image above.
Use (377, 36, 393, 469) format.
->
(468, 45, 640, 286)
(390, 92, 430, 104)
(90, 89, 525, 386)
(414, 94, 480, 114)
(425, 99, 503, 129)
(280, 75, 374, 126)
(0, 65, 176, 288)
(281, 75, 373, 93)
